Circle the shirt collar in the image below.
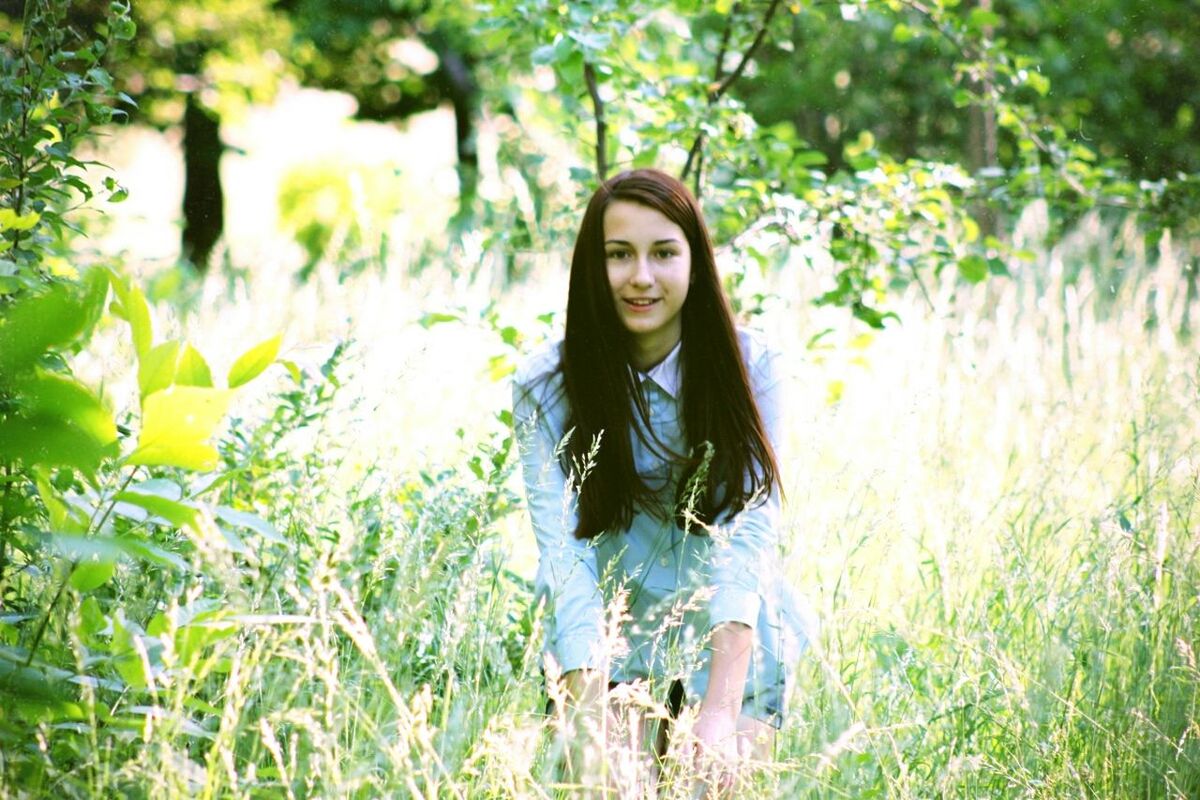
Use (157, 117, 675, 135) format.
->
(635, 338, 682, 399)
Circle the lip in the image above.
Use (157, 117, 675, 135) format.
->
(623, 298, 660, 313)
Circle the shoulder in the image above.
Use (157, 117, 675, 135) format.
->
(512, 337, 566, 413)
(734, 326, 782, 383)
(514, 337, 563, 388)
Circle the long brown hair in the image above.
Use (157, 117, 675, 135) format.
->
(556, 168, 780, 540)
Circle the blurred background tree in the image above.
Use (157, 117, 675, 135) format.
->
(738, 0, 1199, 178)
(4, 0, 1193, 293)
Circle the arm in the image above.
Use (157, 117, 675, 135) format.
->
(699, 339, 785, 724)
(700, 620, 754, 715)
(511, 371, 607, 678)
(706, 339, 785, 633)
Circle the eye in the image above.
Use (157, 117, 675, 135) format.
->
(606, 249, 630, 260)
(654, 248, 677, 260)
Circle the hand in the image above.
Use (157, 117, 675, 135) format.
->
(690, 705, 742, 795)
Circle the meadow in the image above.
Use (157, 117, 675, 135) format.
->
(4, 171, 1197, 798)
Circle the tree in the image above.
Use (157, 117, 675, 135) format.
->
(280, 0, 484, 225)
(474, 0, 1197, 323)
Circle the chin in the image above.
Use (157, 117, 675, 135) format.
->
(623, 319, 661, 334)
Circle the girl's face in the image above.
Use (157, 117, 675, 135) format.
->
(603, 200, 692, 370)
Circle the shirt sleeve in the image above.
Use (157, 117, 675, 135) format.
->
(707, 339, 785, 631)
(511, 371, 606, 674)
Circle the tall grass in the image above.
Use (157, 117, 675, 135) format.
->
(3, 204, 1198, 798)
(775, 208, 1200, 798)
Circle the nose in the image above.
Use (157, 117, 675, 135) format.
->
(630, 255, 653, 287)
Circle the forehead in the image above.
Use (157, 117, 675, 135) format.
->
(603, 200, 687, 241)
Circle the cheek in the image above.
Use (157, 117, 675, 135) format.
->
(606, 264, 623, 292)
(673, 264, 692, 295)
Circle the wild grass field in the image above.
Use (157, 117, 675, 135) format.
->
(3, 196, 1199, 798)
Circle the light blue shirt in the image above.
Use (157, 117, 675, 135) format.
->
(512, 328, 813, 717)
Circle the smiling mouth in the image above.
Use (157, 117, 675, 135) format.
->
(624, 299, 659, 307)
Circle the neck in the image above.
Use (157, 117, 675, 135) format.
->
(629, 331, 680, 372)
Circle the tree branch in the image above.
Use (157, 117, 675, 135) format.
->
(681, 0, 783, 188)
(583, 61, 607, 181)
(710, 0, 781, 105)
(712, 2, 741, 84)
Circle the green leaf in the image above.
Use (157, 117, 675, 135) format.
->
(215, 506, 288, 546)
(531, 43, 560, 66)
(168, 607, 237, 667)
(113, 536, 189, 571)
(114, 490, 200, 529)
(175, 343, 213, 387)
(0, 656, 74, 707)
(36, 475, 83, 533)
(227, 335, 281, 388)
(69, 560, 116, 592)
(79, 268, 110, 340)
(967, 8, 1002, 31)
(0, 208, 40, 231)
(0, 283, 90, 375)
(128, 478, 184, 500)
(128, 386, 234, 471)
(417, 312, 462, 328)
(15, 369, 117, 443)
(891, 22, 916, 43)
(279, 358, 303, 384)
(138, 341, 180, 399)
(852, 303, 899, 329)
(77, 596, 107, 640)
(112, 611, 157, 690)
(958, 254, 988, 283)
(1025, 71, 1050, 97)
(0, 417, 114, 473)
(792, 150, 828, 167)
(106, 269, 152, 359)
(48, 532, 125, 561)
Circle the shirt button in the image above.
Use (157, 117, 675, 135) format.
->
(659, 555, 671, 567)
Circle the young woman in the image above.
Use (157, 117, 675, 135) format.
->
(512, 168, 814, 794)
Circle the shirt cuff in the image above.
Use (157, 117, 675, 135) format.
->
(709, 587, 762, 631)
(552, 632, 605, 675)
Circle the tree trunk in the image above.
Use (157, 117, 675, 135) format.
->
(966, 0, 1000, 238)
(435, 44, 479, 225)
(181, 92, 225, 270)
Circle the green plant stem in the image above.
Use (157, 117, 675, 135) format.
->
(89, 468, 139, 535)
(11, 31, 32, 257)
(0, 462, 10, 584)
(22, 556, 76, 667)
(25, 469, 138, 667)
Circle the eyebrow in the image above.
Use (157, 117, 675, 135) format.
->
(604, 238, 682, 246)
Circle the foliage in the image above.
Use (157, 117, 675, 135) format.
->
(82, 0, 290, 124)
(467, 0, 1198, 323)
(0, 1, 283, 785)
(1, 1, 1198, 796)
(0, 0, 134, 288)
(276, 158, 406, 279)
(5, 203, 1198, 795)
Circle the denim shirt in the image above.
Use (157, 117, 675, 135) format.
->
(512, 328, 810, 686)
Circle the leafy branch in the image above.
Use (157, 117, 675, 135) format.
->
(680, 0, 783, 194)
